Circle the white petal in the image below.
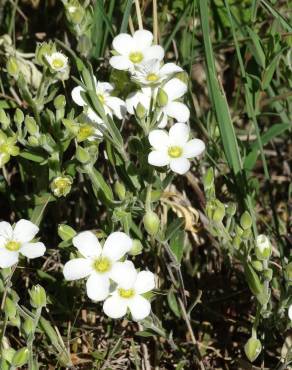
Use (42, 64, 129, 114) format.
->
(63, 258, 92, 280)
(86, 273, 110, 301)
(0, 249, 19, 268)
(134, 271, 155, 294)
(103, 295, 128, 319)
(126, 91, 150, 115)
(143, 45, 164, 62)
(106, 97, 126, 119)
(163, 78, 187, 101)
(0, 221, 13, 239)
(87, 108, 103, 124)
(166, 101, 190, 122)
(112, 33, 134, 55)
(128, 295, 151, 321)
(148, 129, 169, 150)
(13, 219, 39, 243)
(148, 151, 169, 167)
(169, 123, 190, 145)
(96, 81, 114, 94)
(133, 30, 153, 49)
(72, 86, 86, 106)
(110, 261, 137, 290)
(109, 55, 132, 71)
(170, 158, 190, 175)
(102, 232, 132, 262)
(160, 63, 183, 76)
(72, 231, 102, 258)
(157, 111, 168, 128)
(288, 305, 292, 321)
(183, 139, 205, 158)
(20, 242, 46, 259)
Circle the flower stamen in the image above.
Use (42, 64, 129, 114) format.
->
(129, 52, 143, 63)
(5, 241, 21, 251)
(168, 146, 183, 158)
(93, 257, 111, 273)
(118, 288, 135, 299)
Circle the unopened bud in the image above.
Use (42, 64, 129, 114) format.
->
(0, 109, 10, 129)
(4, 297, 17, 319)
(58, 224, 76, 241)
(203, 168, 214, 190)
(129, 239, 143, 256)
(226, 202, 236, 216)
(6, 57, 19, 78)
(22, 317, 34, 337)
(157, 88, 168, 107)
(14, 109, 24, 125)
(11, 347, 29, 367)
(67, 5, 85, 25)
(212, 200, 225, 222)
(244, 337, 262, 363)
(54, 94, 66, 109)
(114, 181, 126, 201)
(240, 211, 252, 230)
(251, 260, 263, 272)
(143, 210, 160, 236)
(29, 285, 46, 308)
(25, 116, 38, 136)
(255, 234, 272, 260)
(51, 176, 73, 198)
(136, 103, 146, 119)
(76, 146, 90, 163)
(263, 268, 273, 281)
(285, 262, 292, 281)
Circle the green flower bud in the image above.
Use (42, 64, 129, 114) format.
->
(114, 181, 126, 201)
(212, 200, 225, 222)
(29, 285, 46, 308)
(6, 57, 19, 78)
(285, 262, 292, 281)
(233, 235, 241, 249)
(129, 239, 143, 256)
(143, 210, 160, 236)
(157, 88, 168, 107)
(54, 94, 66, 110)
(58, 224, 76, 241)
(226, 202, 236, 216)
(28, 136, 40, 146)
(263, 268, 273, 281)
(76, 146, 90, 163)
(4, 297, 17, 319)
(244, 337, 262, 363)
(235, 224, 243, 236)
(244, 263, 263, 296)
(203, 168, 214, 190)
(0, 109, 10, 129)
(242, 228, 252, 239)
(135, 102, 146, 119)
(11, 347, 29, 367)
(25, 116, 38, 136)
(51, 176, 73, 198)
(2, 347, 16, 364)
(14, 108, 24, 125)
(251, 260, 263, 272)
(255, 234, 272, 260)
(240, 211, 252, 230)
(22, 317, 34, 337)
(66, 4, 85, 25)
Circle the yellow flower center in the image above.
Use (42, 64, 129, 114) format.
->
(93, 257, 111, 273)
(118, 288, 135, 299)
(97, 94, 105, 104)
(146, 73, 159, 82)
(129, 52, 143, 63)
(168, 146, 183, 158)
(5, 241, 21, 252)
(77, 125, 94, 142)
(52, 58, 65, 69)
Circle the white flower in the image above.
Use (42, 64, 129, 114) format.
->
(103, 261, 155, 321)
(126, 78, 189, 128)
(109, 30, 164, 71)
(148, 122, 205, 175)
(131, 59, 183, 86)
(289, 305, 292, 321)
(71, 79, 126, 127)
(0, 219, 46, 268)
(63, 231, 133, 301)
(46, 52, 68, 72)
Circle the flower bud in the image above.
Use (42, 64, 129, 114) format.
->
(251, 260, 263, 272)
(67, 4, 85, 25)
(226, 202, 236, 216)
(29, 285, 46, 308)
(4, 297, 17, 319)
(14, 108, 24, 125)
(203, 168, 214, 190)
(129, 239, 143, 256)
(233, 235, 241, 249)
(0, 109, 10, 130)
(135, 103, 146, 119)
(25, 116, 38, 136)
(76, 146, 90, 163)
(212, 200, 225, 222)
(285, 262, 292, 281)
(255, 234, 272, 260)
(28, 136, 40, 146)
(240, 211, 252, 230)
(22, 317, 34, 337)
(11, 347, 29, 367)
(54, 95, 66, 110)
(58, 224, 76, 241)
(157, 88, 168, 107)
(114, 181, 126, 201)
(244, 337, 262, 363)
(263, 268, 273, 281)
(6, 57, 19, 78)
(143, 210, 160, 236)
(51, 176, 73, 198)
